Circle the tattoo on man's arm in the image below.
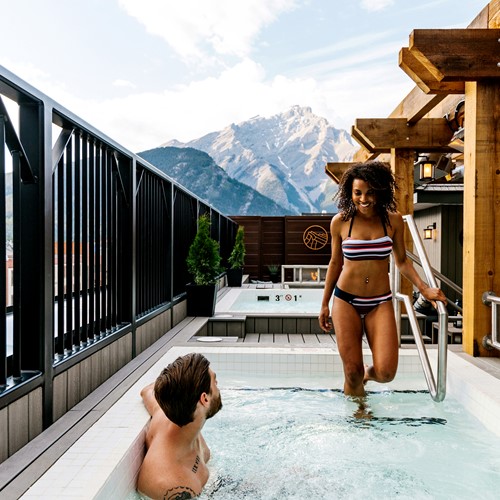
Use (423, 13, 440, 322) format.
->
(163, 486, 196, 500)
(192, 455, 200, 473)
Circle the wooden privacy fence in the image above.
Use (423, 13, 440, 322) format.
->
(230, 215, 333, 281)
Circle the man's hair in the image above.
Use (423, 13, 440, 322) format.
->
(154, 353, 211, 427)
(335, 161, 398, 227)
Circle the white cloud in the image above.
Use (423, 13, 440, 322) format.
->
(3, 54, 413, 153)
(118, 0, 298, 63)
(294, 40, 402, 77)
(113, 79, 136, 89)
(360, 0, 395, 11)
(83, 59, 322, 151)
(84, 57, 413, 152)
(292, 30, 396, 63)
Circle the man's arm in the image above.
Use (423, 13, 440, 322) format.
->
(141, 382, 160, 416)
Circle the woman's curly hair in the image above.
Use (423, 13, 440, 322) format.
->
(335, 161, 398, 227)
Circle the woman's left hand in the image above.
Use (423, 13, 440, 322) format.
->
(421, 287, 447, 308)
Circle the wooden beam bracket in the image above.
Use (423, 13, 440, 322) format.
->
(353, 118, 455, 152)
(406, 29, 500, 82)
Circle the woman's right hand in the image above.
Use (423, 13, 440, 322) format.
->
(318, 306, 332, 332)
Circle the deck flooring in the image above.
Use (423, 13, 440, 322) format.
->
(192, 332, 376, 350)
(242, 332, 338, 344)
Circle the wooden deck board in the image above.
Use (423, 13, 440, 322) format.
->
(273, 333, 289, 344)
(243, 333, 260, 343)
(258, 334, 274, 343)
(242, 333, 341, 345)
(316, 333, 336, 344)
(301, 334, 320, 344)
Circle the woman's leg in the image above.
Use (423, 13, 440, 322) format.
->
(363, 301, 399, 383)
(332, 297, 365, 397)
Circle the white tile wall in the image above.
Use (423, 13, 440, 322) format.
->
(19, 347, 500, 499)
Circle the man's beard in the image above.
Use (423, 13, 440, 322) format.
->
(206, 392, 222, 419)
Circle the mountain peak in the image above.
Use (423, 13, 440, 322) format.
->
(162, 106, 358, 214)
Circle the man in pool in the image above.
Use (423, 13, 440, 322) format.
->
(137, 353, 223, 500)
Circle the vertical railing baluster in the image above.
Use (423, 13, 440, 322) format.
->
(74, 132, 81, 349)
(56, 153, 65, 357)
(151, 178, 161, 306)
(11, 152, 21, 377)
(0, 118, 6, 386)
(64, 138, 73, 354)
(106, 150, 112, 331)
(110, 157, 116, 328)
(147, 173, 152, 311)
(101, 149, 107, 334)
(95, 143, 101, 337)
(142, 173, 147, 313)
(81, 134, 88, 345)
(138, 170, 144, 314)
(152, 174, 156, 310)
(136, 170, 140, 315)
(88, 140, 95, 341)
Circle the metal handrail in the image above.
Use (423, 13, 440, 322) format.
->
(395, 215, 449, 402)
(406, 250, 463, 297)
(482, 292, 500, 351)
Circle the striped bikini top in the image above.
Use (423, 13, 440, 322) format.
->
(341, 215, 393, 261)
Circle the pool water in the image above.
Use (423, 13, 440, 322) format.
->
(200, 385, 500, 499)
(216, 288, 324, 314)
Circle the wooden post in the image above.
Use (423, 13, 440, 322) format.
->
(390, 149, 414, 302)
(463, 80, 500, 356)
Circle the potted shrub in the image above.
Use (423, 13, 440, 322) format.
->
(267, 263, 280, 283)
(227, 226, 246, 287)
(186, 214, 222, 316)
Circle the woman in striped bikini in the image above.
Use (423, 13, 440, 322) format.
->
(319, 161, 446, 397)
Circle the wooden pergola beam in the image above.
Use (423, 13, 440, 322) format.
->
(399, 48, 465, 95)
(325, 162, 357, 184)
(407, 29, 500, 82)
(353, 148, 379, 162)
(389, 0, 492, 123)
(353, 118, 454, 151)
(387, 4, 492, 123)
(350, 125, 389, 154)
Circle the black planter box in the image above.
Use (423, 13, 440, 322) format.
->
(227, 268, 243, 287)
(186, 283, 217, 317)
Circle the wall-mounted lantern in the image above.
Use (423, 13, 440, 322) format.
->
(416, 156, 436, 182)
(423, 223, 436, 240)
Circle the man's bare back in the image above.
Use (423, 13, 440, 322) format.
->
(137, 406, 210, 499)
(136, 356, 221, 500)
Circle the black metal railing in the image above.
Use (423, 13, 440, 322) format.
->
(136, 165, 172, 316)
(52, 125, 132, 358)
(0, 65, 237, 424)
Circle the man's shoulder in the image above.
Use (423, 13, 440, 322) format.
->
(138, 470, 202, 500)
(138, 446, 206, 499)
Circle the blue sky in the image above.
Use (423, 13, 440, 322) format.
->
(0, 0, 487, 152)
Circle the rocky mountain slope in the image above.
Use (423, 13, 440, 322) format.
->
(138, 146, 292, 216)
(163, 105, 358, 214)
